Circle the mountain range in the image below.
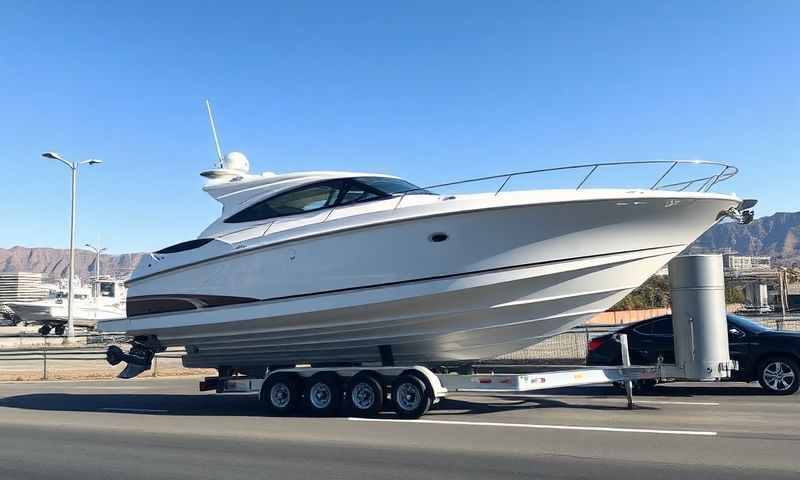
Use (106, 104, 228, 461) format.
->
(0, 246, 144, 280)
(2, 211, 798, 279)
(690, 211, 800, 266)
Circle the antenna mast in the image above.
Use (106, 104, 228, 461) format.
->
(205, 99, 224, 168)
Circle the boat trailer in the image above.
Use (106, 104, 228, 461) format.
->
(194, 334, 656, 419)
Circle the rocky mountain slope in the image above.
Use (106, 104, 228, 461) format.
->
(690, 211, 800, 265)
(0, 246, 143, 280)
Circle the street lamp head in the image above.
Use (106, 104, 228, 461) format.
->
(42, 151, 64, 161)
(80, 159, 103, 166)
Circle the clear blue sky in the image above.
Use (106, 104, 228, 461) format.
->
(2, 1, 798, 253)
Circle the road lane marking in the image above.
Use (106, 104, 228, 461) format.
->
(348, 417, 717, 436)
(500, 394, 720, 406)
(100, 408, 169, 413)
(0, 376, 197, 385)
(636, 400, 720, 406)
(76, 386, 155, 390)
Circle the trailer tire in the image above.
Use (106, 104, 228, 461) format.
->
(391, 375, 431, 419)
(304, 372, 342, 416)
(403, 369, 436, 410)
(347, 372, 384, 416)
(261, 372, 302, 415)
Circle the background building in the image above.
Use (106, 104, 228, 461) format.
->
(723, 254, 771, 273)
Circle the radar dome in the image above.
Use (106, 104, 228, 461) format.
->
(222, 151, 250, 173)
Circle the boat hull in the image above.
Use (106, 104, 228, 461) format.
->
(7, 301, 124, 328)
(101, 192, 741, 368)
(176, 246, 678, 367)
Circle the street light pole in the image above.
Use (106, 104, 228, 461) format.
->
(67, 163, 77, 341)
(42, 152, 103, 343)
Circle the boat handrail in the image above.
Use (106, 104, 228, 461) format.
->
(388, 159, 738, 210)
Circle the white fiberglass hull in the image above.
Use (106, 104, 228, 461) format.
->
(101, 190, 741, 368)
(8, 301, 125, 328)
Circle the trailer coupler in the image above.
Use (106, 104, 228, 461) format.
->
(106, 336, 163, 379)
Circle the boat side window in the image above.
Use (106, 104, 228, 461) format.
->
(225, 180, 344, 223)
(355, 177, 433, 196)
(156, 238, 214, 254)
(100, 282, 115, 297)
(337, 180, 385, 206)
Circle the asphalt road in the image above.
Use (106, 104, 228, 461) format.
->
(0, 377, 798, 479)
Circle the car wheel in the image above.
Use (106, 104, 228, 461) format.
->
(757, 357, 799, 395)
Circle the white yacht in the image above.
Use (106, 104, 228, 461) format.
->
(8, 277, 126, 329)
(99, 151, 753, 374)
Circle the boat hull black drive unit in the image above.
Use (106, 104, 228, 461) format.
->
(106, 336, 163, 379)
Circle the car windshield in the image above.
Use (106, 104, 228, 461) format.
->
(355, 177, 434, 195)
(728, 314, 772, 333)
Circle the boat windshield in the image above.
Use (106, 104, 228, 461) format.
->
(355, 177, 434, 196)
(225, 176, 434, 224)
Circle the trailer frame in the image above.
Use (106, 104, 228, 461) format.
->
(198, 334, 658, 419)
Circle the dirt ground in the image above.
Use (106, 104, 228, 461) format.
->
(0, 354, 216, 382)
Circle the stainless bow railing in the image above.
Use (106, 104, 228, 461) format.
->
(390, 160, 738, 210)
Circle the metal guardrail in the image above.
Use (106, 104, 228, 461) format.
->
(315, 160, 739, 222)
(0, 343, 185, 380)
(0, 330, 125, 338)
(391, 159, 738, 209)
(0, 349, 183, 360)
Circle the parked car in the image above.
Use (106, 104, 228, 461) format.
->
(586, 314, 800, 395)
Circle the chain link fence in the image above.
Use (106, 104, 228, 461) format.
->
(493, 327, 604, 364)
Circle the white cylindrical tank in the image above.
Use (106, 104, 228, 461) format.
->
(668, 254, 732, 380)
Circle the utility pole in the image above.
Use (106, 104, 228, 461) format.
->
(41, 152, 103, 343)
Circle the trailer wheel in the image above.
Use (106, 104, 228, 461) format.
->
(304, 372, 342, 416)
(347, 373, 384, 416)
(757, 356, 799, 395)
(391, 375, 431, 419)
(261, 372, 302, 415)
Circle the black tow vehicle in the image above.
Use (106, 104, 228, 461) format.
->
(587, 314, 800, 395)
